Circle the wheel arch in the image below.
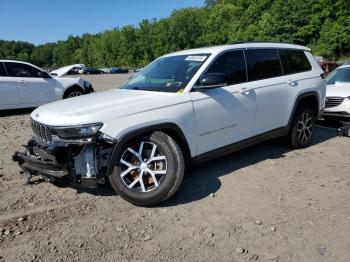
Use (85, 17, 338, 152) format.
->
(106, 123, 192, 177)
(288, 91, 319, 128)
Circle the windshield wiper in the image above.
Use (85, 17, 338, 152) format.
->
(132, 86, 155, 91)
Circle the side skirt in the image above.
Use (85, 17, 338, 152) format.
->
(191, 126, 288, 165)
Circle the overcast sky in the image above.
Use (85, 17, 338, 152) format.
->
(0, 0, 204, 45)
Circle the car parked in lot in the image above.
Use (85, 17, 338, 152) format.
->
(319, 61, 339, 76)
(13, 42, 326, 206)
(81, 67, 104, 75)
(128, 68, 143, 73)
(323, 64, 350, 120)
(110, 67, 128, 74)
(0, 60, 94, 110)
(99, 68, 111, 74)
(50, 64, 85, 77)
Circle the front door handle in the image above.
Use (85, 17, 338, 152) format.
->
(17, 80, 26, 84)
(239, 87, 250, 95)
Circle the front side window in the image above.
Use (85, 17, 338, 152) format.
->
(0, 62, 7, 76)
(122, 54, 210, 92)
(278, 49, 311, 75)
(5, 62, 41, 78)
(245, 49, 282, 81)
(327, 67, 350, 85)
(205, 50, 247, 85)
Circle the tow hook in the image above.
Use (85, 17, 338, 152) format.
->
(12, 151, 24, 164)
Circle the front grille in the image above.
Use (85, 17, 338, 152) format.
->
(325, 97, 344, 108)
(30, 119, 52, 143)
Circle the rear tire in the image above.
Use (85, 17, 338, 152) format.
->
(109, 131, 185, 206)
(288, 105, 316, 148)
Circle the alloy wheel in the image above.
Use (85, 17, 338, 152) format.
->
(119, 141, 167, 192)
(296, 112, 313, 143)
(67, 91, 82, 98)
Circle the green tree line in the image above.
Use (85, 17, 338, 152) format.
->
(1, 0, 349, 69)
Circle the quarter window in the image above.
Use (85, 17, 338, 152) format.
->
(0, 63, 7, 76)
(278, 49, 311, 75)
(5, 62, 41, 78)
(206, 50, 247, 85)
(245, 49, 282, 81)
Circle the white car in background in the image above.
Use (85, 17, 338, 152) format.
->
(50, 64, 85, 76)
(323, 64, 350, 120)
(0, 60, 93, 110)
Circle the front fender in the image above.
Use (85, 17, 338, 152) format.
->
(105, 122, 192, 177)
(53, 77, 93, 98)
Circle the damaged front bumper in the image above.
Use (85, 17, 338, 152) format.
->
(12, 148, 69, 178)
(12, 136, 113, 188)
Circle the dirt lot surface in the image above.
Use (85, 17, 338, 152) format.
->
(0, 74, 350, 262)
(79, 73, 134, 91)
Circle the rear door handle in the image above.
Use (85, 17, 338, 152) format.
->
(287, 79, 297, 86)
(17, 80, 26, 84)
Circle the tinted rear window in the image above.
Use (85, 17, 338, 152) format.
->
(278, 49, 311, 75)
(206, 50, 247, 85)
(0, 62, 7, 76)
(245, 49, 282, 81)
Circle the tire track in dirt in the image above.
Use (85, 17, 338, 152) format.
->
(0, 200, 85, 224)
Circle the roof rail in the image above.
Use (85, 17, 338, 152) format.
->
(0, 59, 24, 62)
(229, 40, 297, 45)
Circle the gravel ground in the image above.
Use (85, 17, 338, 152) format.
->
(0, 74, 349, 262)
(79, 73, 133, 91)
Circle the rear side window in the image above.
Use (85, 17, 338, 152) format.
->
(5, 62, 41, 78)
(0, 62, 7, 76)
(278, 49, 311, 75)
(245, 49, 282, 81)
(206, 50, 247, 85)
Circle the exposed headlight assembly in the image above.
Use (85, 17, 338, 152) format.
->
(83, 81, 92, 89)
(52, 123, 103, 139)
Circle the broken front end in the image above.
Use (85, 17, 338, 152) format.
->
(12, 119, 114, 188)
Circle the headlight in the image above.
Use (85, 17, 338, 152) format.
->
(52, 123, 103, 139)
(84, 81, 92, 89)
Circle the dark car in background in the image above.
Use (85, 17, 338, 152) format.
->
(110, 67, 128, 74)
(82, 67, 104, 75)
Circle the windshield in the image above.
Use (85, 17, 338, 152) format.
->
(327, 67, 350, 85)
(122, 54, 210, 92)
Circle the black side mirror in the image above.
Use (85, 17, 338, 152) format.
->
(38, 71, 51, 79)
(197, 73, 227, 89)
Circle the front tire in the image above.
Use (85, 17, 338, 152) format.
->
(288, 105, 316, 148)
(64, 87, 83, 99)
(109, 131, 185, 206)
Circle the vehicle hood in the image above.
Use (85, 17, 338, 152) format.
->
(50, 64, 85, 77)
(31, 89, 189, 126)
(326, 82, 350, 97)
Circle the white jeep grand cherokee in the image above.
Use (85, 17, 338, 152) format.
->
(13, 42, 326, 206)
